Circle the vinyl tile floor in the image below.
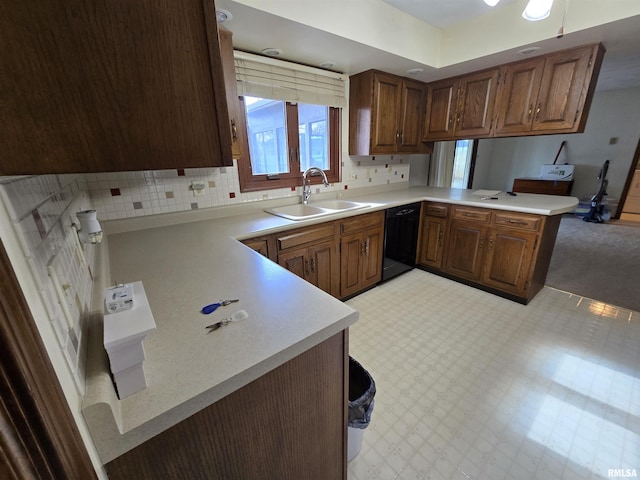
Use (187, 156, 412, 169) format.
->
(345, 270, 640, 480)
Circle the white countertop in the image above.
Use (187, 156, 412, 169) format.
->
(82, 185, 577, 463)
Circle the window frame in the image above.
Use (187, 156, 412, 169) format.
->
(237, 97, 341, 193)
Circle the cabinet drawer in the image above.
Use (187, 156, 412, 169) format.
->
(423, 202, 449, 218)
(493, 212, 541, 231)
(277, 223, 336, 251)
(452, 206, 490, 223)
(340, 211, 384, 235)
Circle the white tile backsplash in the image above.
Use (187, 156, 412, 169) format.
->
(0, 174, 97, 392)
(85, 154, 418, 221)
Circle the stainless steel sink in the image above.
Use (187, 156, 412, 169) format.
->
(265, 200, 369, 221)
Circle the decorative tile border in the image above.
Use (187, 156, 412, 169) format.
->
(86, 155, 416, 221)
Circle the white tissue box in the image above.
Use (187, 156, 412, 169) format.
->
(104, 283, 134, 313)
(104, 281, 156, 398)
(113, 363, 147, 399)
(107, 341, 146, 374)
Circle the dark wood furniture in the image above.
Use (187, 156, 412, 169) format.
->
(242, 211, 385, 300)
(275, 223, 341, 297)
(349, 70, 432, 155)
(512, 178, 574, 195)
(495, 44, 604, 136)
(417, 202, 562, 304)
(105, 331, 349, 480)
(1, 0, 232, 174)
(417, 202, 450, 270)
(422, 43, 604, 142)
(339, 211, 385, 298)
(423, 69, 499, 141)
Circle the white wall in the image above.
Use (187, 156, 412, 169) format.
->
(0, 176, 107, 478)
(472, 87, 640, 214)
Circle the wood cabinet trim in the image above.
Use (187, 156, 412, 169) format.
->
(340, 211, 385, 235)
(451, 206, 491, 223)
(492, 211, 542, 231)
(277, 223, 337, 251)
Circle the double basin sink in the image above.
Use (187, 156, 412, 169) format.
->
(265, 200, 369, 221)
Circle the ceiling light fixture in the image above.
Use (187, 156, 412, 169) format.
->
(261, 48, 283, 57)
(522, 0, 554, 21)
(319, 61, 335, 69)
(483, 0, 501, 6)
(215, 9, 232, 23)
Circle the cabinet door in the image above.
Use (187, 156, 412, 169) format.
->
(532, 45, 595, 132)
(455, 69, 499, 138)
(219, 27, 245, 160)
(1, 0, 232, 174)
(278, 248, 308, 281)
(361, 227, 384, 289)
(370, 72, 403, 154)
(482, 228, 537, 296)
(398, 79, 427, 152)
(418, 216, 448, 270)
(494, 59, 544, 135)
(444, 220, 488, 281)
(340, 233, 364, 298)
(423, 79, 458, 141)
(307, 242, 339, 296)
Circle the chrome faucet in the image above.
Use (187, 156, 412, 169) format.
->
(302, 167, 329, 205)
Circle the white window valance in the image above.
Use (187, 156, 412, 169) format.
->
(233, 51, 346, 107)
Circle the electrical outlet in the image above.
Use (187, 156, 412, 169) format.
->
(190, 181, 205, 197)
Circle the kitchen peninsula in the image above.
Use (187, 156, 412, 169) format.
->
(82, 186, 577, 478)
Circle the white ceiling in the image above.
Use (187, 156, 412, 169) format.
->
(216, 0, 640, 92)
(382, 0, 521, 28)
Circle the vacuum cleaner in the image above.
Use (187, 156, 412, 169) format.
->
(583, 159, 610, 223)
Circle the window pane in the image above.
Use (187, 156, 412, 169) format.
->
(298, 103, 329, 172)
(244, 96, 289, 175)
(451, 139, 473, 189)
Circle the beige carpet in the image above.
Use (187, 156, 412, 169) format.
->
(546, 214, 640, 312)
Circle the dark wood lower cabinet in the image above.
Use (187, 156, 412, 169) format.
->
(105, 331, 348, 480)
(418, 203, 562, 304)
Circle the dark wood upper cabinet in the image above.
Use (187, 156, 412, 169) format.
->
(0, 0, 232, 175)
(531, 44, 604, 133)
(455, 69, 500, 138)
(494, 43, 605, 137)
(425, 43, 604, 142)
(494, 58, 545, 135)
(349, 70, 431, 155)
(423, 69, 499, 141)
(218, 27, 246, 161)
(422, 79, 458, 141)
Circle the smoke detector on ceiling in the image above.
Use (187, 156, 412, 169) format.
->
(262, 48, 283, 57)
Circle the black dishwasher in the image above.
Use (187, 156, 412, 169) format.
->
(382, 202, 421, 282)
